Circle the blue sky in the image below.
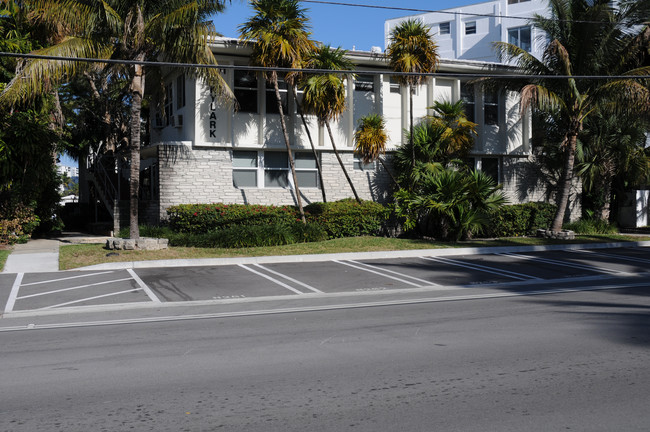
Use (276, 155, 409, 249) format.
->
(61, 0, 480, 167)
(212, 0, 481, 52)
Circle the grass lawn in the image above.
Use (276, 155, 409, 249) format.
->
(59, 234, 650, 270)
(0, 248, 10, 272)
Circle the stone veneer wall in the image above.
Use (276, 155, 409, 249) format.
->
(152, 144, 393, 222)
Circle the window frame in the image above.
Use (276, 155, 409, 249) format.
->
(234, 69, 259, 114)
(232, 150, 320, 189)
(465, 21, 477, 35)
(353, 156, 376, 171)
(176, 74, 186, 110)
(164, 83, 173, 126)
(439, 22, 451, 35)
(508, 26, 532, 52)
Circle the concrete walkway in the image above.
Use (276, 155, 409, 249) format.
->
(3, 238, 60, 273)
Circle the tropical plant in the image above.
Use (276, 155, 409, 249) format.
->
(494, 0, 650, 232)
(239, 0, 317, 223)
(386, 18, 439, 165)
(354, 113, 399, 187)
(301, 44, 361, 202)
(0, 0, 232, 239)
(395, 168, 507, 241)
(427, 100, 477, 157)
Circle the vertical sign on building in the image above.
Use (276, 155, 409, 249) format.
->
(209, 87, 218, 138)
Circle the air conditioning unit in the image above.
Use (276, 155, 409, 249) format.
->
(170, 114, 184, 128)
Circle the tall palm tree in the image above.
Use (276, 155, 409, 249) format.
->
(301, 44, 361, 203)
(354, 113, 399, 188)
(494, 0, 650, 232)
(427, 100, 477, 158)
(386, 19, 439, 166)
(0, 0, 232, 239)
(239, 0, 316, 223)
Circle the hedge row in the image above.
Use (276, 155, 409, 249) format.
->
(166, 199, 390, 240)
(0, 203, 40, 246)
(485, 202, 557, 237)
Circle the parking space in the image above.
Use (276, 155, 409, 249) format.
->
(2, 270, 159, 313)
(4, 246, 650, 314)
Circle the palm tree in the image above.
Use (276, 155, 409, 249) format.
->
(494, 0, 650, 232)
(354, 113, 399, 188)
(301, 44, 361, 203)
(386, 19, 439, 166)
(427, 100, 477, 158)
(0, 0, 232, 239)
(239, 0, 316, 223)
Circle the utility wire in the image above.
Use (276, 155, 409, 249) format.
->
(301, 0, 626, 25)
(0, 52, 648, 80)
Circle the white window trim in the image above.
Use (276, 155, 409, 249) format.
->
(232, 150, 320, 189)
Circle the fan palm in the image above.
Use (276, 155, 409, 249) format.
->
(427, 100, 477, 157)
(301, 44, 361, 203)
(239, 0, 316, 222)
(0, 0, 232, 239)
(386, 19, 439, 166)
(494, 0, 650, 231)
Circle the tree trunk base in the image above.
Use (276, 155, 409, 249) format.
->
(536, 229, 576, 240)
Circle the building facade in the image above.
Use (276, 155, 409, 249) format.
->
(384, 0, 548, 63)
(120, 38, 560, 225)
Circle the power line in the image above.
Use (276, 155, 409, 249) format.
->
(301, 0, 615, 25)
(0, 51, 648, 80)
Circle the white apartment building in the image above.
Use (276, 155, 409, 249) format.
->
(385, 0, 548, 63)
(104, 37, 558, 225)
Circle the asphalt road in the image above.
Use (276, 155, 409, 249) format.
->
(2, 283, 650, 431)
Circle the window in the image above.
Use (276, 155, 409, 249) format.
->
(465, 21, 476, 35)
(232, 151, 258, 188)
(233, 151, 319, 188)
(176, 74, 185, 109)
(266, 78, 288, 114)
(355, 75, 374, 92)
(480, 157, 499, 182)
(164, 83, 173, 126)
(484, 89, 499, 125)
(508, 0, 530, 4)
(461, 83, 475, 123)
(439, 22, 451, 35)
(389, 76, 400, 94)
(508, 26, 531, 51)
(354, 157, 375, 171)
(234, 70, 258, 113)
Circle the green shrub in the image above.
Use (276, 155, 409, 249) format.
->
(0, 202, 40, 246)
(305, 199, 389, 239)
(486, 202, 557, 237)
(118, 225, 174, 239)
(166, 203, 299, 233)
(563, 218, 618, 235)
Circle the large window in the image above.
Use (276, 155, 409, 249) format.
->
(266, 78, 288, 114)
(354, 157, 375, 171)
(460, 83, 475, 123)
(508, 26, 531, 51)
(355, 75, 374, 92)
(176, 74, 186, 109)
(484, 89, 499, 126)
(232, 151, 319, 188)
(234, 70, 258, 113)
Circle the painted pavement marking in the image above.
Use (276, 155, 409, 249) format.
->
(127, 269, 161, 302)
(16, 278, 134, 300)
(238, 264, 306, 295)
(252, 264, 323, 293)
(20, 271, 116, 287)
(4, 273, 24, 313)
(40, 289, 146, 310)
(500, 252, 627, 275)
(333, 260, 423, 288)
(347, 260, 443, 287)
(422, 256, 536, 281)
(567, 249, 650, 264)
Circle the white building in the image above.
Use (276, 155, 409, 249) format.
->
(385, 0, 548, 63)
(84, 37, 570, 227)
(57, 164, 79, 178)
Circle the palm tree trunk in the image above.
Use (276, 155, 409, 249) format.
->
(378, 156, 400, 188)
(291, 86, 327, 202)
(325, 121, 361, 203)
(272, 72, 306, 224)
(409, 85, 415, 168)
(128, 63, 145, 239)
(551, 128, 579, 232)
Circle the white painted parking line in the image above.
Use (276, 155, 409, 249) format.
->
(422, 256, 536, 281)
(4, 273, 23, 313)
(348, 260, 442, 287)
(252, 264, 323, 293)
(16, 278, 133, 300)
(238, 264, 305, 295)
(334, 260, 423, 287)
(40, 288, 145, 310)
(20, 271, 116, 286)
(501, 252, 626, 275)
(127, 269, 161, 302)
(568, 249, 650, 264)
